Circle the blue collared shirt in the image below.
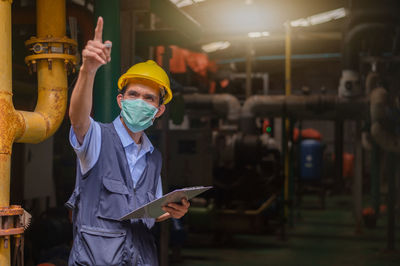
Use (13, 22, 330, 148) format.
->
(69, 117, 162, 198)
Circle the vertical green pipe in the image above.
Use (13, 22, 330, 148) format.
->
(334, 120, 343, 181)
(281, 117, 287, 220)
(297, 121, 303, 208)
(160, 46, 172, 266)
(279, 116, 288, 239)
(93, 0, 121, 123)
(371, 142, 380, 215)
(386, 152, 396, 251)
(353, 122, 363, 232)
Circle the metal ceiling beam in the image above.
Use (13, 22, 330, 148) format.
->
(198, 31, 342, 45)
(150, 0, 202, 40)
(136, 29, 193, 48)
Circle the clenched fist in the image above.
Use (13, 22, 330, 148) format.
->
(81, 16, 112, 73)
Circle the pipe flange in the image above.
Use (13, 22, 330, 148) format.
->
(0, 205, 24, 242)
(25, 36, 77, 47)
(0, 205, 23, 216)
(24, 36, 77, 74)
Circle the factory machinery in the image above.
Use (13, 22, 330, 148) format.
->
(163, 92, 368, 238)
(160, 1, 400, 248)
(0, 0, 399, 264)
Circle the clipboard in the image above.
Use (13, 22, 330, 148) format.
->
(119, 186, 212, 220)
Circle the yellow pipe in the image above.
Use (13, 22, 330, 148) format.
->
(0, 0, 71, 264)
(37, 0, 66, 38)
(285, 23, 291, 96)
(0, 0, 17, 209)
(284, 22, 291, 218)
(16, 59, 68, 143)
(0, 152, 11, 266)
(16, 0, 68, 143)
(0, 1, 17, 264)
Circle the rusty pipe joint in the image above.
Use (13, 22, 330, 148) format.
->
(0, 206, 23, 250)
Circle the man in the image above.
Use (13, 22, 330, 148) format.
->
(66, 17, 190, 266)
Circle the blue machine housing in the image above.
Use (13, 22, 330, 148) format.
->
(300, 139, 323, 180)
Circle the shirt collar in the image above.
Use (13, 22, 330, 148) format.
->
(113, 116, 154, 153)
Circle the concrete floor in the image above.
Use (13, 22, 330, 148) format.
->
(171, 196, 400, 266)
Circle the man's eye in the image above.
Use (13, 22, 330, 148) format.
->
(128, 93, 138, 98)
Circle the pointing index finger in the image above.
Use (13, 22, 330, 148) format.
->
(94, 16, 103, 42)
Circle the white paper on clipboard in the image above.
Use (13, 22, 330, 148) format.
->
(119, 186, 212, 220)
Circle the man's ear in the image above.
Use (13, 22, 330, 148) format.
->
(155, 104, 166, 118)
(117, 94, 123, 109)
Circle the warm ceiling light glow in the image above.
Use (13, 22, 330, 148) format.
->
(290, 7, 347, 27)
(248, 32, 262, 38)
(170, 0, 206, 8)
(248, 31, 270, 38)
(202, 41, 231, 53)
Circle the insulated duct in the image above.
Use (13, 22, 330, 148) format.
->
(240, 95, 369, 133)
(343, 23, 389, 72)
(338, 2, 399, 98)
(339, 23, 389, 97)
(183, 93, 241, 121)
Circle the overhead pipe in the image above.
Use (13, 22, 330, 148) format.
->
(338, 3, 400, 98)
(183, 93, 241, 121)
(0, 0, 75, 264)
(217, 53, 341, 65)
(347, 5, 400, 29)
(339, 5, 397, 97)
(339, 23, 389, 97)
(342, 2, 400, 72)
(240, 95, 369, 133)
(342, 23, 389, 72)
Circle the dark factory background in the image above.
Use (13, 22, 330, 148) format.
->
(3, 0, 400, 265)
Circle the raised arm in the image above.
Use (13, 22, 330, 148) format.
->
(69, 17, 112, 144)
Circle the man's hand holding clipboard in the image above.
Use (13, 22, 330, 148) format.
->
(119, 186, 212, 221)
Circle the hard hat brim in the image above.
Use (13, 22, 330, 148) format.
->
(118, 74, 172, 105)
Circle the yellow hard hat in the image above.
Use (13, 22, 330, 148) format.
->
(117, 60, 172, 104)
